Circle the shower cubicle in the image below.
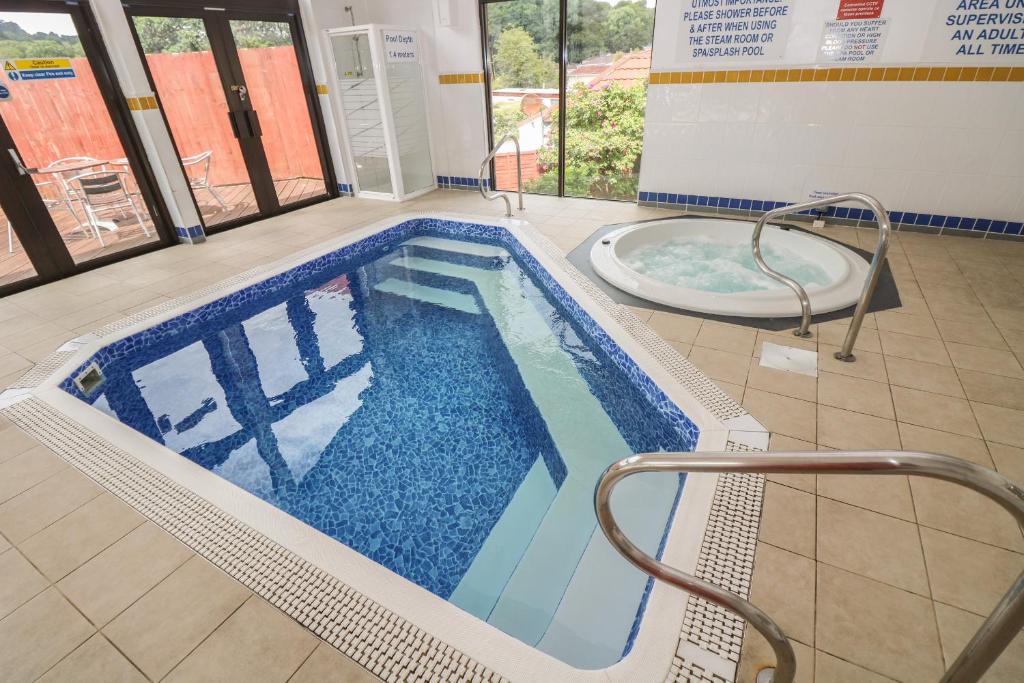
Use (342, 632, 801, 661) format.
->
(325, 24, 435, 201)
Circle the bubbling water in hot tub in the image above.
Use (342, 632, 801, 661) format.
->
(622, 235, 833, 294)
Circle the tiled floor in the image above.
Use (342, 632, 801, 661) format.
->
(1, 190, 1022, 682)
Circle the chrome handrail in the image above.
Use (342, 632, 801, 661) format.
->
(478, 134, 524, 217)
(595, 450, 1024, 683)
(751, 193, 891, 361)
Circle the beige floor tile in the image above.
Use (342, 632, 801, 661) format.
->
(816, 404, 900, 450)
(935, 316, 1010, 350)
(738, 626, 814, 683)
(668, 340, 692, 357)
(933, 602, 1024, 682)
(814, 650, 895, 682)
(920, 527, 1024, 616)
(926, 299, 991, 325)
(38, 633, 146, 683)
(0, 589, 95, 683)
(816, 498, 929, 595)
(817, 372, 893, 419)
(747, 358, 817, 402)
(887, 295, 931, 318)
(165, 597, 317, 682)
(758, 482, 816, 559)
(815, 564, 944, 683)
(694, 320, 757, 356)
(647, 311, 702, 343)
(883, 355, 965, 398)
(817, 321, 881, 353)
(689, 346, 751, 386)
(817, 343, 887, 383)
(957, 369, 1024, 411)
(289, 643, 379, 683)
(59, 522, 193, 627)
(0, 468, 102, 544)
(879, 330, 952, 365)
(715, 380, 744, 403)
(972, 402, 1024, 448)
(0, 549, 48, 619)
(0, 446, 67, 503)
(946, 342, 1024, 378)
(20, 494, 145, 582)
(874, 310, 940, 340)
(767, 435, 817, 494)
(989, 306, 1024, 333)
(989, 442, 1024, 484)
(744, 389, 816, 442)
(890, 385, 980, 437)
(104, 556, 251, 680)
(817, 473, 916, 521)
(748, 542, 816, 645)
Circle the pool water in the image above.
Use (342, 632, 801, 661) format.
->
(623, 235, 833, 293)
(62, 221, 698, 669)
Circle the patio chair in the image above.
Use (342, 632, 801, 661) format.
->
(181, 151, 229, 210)
(68, 171, 150, 247)
(44, 156, 102, 234)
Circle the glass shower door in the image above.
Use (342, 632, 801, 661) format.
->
(332, 33, 392, 195)
(386, 60, 432, 196)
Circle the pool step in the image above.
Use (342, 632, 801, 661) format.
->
(391, 252, 638, 647)
(402, 236, 508, 259)
(372, 277, 481, 314)
(448, 457, 557, 619)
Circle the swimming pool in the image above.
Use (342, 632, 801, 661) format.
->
(55, 217, 706, 668)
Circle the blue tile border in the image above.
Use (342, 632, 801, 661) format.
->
(637, 190, 1024, 238)
(175, 224, 206, 244)
(438, 176, 489, 191)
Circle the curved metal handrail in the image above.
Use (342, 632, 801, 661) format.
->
(751, 193, 891, 361)
(478, 134, 524, 217)
(595, 450, 1024, 683)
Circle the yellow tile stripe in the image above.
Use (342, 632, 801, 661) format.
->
(439, 72, 484, 85)
(126, 95, 159, 111)
(315, 83, 328, 95)
(649, 65, 1024, 85)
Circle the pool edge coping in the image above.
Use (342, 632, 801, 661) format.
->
(1, 211, 768, 683)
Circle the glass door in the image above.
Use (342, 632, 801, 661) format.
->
(481, 0, 657, 201)
(126, 4, 333, 233)
(331, 32, 392, 194)
(0, 1, 171, 295)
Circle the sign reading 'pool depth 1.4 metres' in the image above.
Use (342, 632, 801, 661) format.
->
(382, 30, 418, 63)
(676, 0, 795, 63)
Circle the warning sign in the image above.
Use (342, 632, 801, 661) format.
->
(0, 83, 10, 101)
(3, 57, 76, 81)
(837, 0, 885, 21)
(819, 18, 889, 63)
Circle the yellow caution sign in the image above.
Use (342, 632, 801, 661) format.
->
(3, 61, 15, 71)
(11, 58, 72, 70)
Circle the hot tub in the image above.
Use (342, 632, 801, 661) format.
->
(591, 217, 870, 317)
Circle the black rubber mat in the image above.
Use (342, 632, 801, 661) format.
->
(565, 216, 901, 332)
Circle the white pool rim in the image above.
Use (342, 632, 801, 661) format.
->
(590, 218, 871, 318)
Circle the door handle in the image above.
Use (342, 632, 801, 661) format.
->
(7, 148, 30, 175)
(230, 84, 248, 102)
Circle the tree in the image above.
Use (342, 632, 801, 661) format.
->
(606, 2, 655, 54)
(526, 80, 648, 200)
(133, 17, 209, 53)
(492, 27, 558, 89)
(0, 19, 84, 58)
(493, 104, 526, 139)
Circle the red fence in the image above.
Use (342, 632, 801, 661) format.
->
(1, 46, 321, 187)
(495, 150, 541, 190)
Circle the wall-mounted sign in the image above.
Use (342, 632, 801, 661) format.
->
(924, 0, 1024, 62)
(382, 30, 418, 63)
(675, 0, 794, 63)
(0, 83, 10, 101)
(818, 18, 889, 63)
(3, 58, 76, 81)
(837, 0, 885, 21)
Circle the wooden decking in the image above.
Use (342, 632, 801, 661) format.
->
(0, 177, 327, 288)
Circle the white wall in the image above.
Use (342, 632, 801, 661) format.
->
(641, 0, 1024, 227)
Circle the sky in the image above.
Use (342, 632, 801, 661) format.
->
(0, 12, 78, 37)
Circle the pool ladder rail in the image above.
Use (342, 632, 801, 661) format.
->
(595, 450, 1024, 683)
(479, 134, 524, 218)
(751, 192, 892, 362)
